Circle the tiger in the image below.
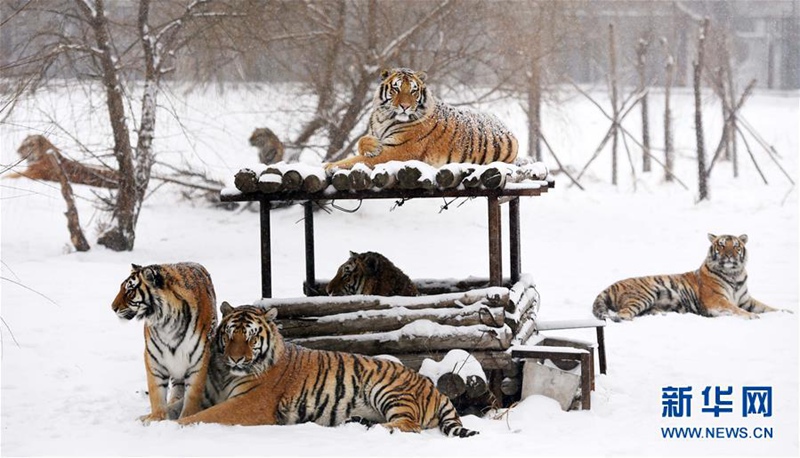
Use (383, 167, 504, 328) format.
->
(176, 302, 478, 437)
(592, 234, 782, 321)
(324, 68, 517, 170)
(4, 134, 118, 188)
(249, 127, 285, 164)
(326, 251, 419, 296)
(111, 262, 217, 423)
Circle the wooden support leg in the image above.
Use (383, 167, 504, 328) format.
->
(580, 352, 591, 410)
(597, 326, 607, 374)
(303, 201, 316, 296)
(488, 195, 502, 286)
(260, 200, 272, 298)
(509, 197, 521, 284)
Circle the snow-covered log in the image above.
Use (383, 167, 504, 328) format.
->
(281, 170, 303, 191)
(259, 287, 509, 319)
(277, 303, 505, 338)
(462, 169, 482, 188)
(331, 169, 350, 191)
(435, 164, 472, 189)
(234, 168, 259, 194)
(465, 374, 489, 399)
(479, 165, 508, 189)
(370, 165, 395, 189)
(396, 161, 436, 190)
(389, 350, 513, 372)
(230, 160, 551, 195)
(303, 174, 326, 193)
(348, 164, 372, 191)
(289, 321, 514, 354)
(258, 167, 283, 193)
(437, 373, 467, 399)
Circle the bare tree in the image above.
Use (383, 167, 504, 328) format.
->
(693, 17, 710, 201)
(260, 0, 496, 163)
(3, 0, 245, 251)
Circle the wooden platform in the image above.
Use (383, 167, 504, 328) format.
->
(221, 161, 555, 298)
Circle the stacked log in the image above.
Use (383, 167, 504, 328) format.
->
(230, 160, 551, 196)
(256, 275, 539, 410)
(419, 349, 492, 415)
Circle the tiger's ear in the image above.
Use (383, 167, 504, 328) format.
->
(365, 255, 380, 275)
(416, 70, 428, 82)
(131, 263, 142, 272)
(738, 234, 748, 244)
(143, 267, 164, 288)
(380, 69, 391, 80)
(220, 301, 234, 317)
(263, 307, 278, 321)
(707, 233, 717, 243)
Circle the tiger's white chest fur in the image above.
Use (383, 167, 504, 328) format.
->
(146, 314, 205, 380)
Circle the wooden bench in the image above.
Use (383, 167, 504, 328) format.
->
(535, 318, 607, 374)
(511, 343, 595, 410)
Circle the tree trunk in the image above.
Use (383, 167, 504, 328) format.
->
(608, 24, 619, 186)
(694, 18, 710, 201)
(636, 39, 651, 173)
(526, 60, 542, 162)
(77, 0, 137, 251)
(663, 40, 675, 182)
(47, 153, 90, 252)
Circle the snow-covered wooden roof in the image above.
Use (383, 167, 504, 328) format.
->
(222, 159, 554, 202)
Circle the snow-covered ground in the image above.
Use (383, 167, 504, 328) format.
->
(1, 84, 797, 456)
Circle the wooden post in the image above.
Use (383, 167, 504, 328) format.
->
(597, 327, 607, 374)
(508, 197, 521, 284)
(580, 352, 591, 410)
(487, 194, 502, 286)
(260, 199, 272, 298)
(304, 201, 316, 296)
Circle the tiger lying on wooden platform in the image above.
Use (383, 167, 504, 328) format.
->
(325, 68, 517, 170)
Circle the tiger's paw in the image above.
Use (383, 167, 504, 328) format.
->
(357, 135, 382, 157)
(139, 412, 168, 425)
(381, 419, 422, 434)
(364, 145, 383, 158)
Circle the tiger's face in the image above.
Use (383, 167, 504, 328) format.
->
(377, 68, 428, 123)
(112, 264, 164, 320)
(217, 303, 279, 376)
(326, 251, 374, 296)
(17, 134, 56, 163)
(706, 234, 748, 274)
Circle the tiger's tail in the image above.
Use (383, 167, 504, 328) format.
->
(437, 398, 479, 438)
(592, 288, 620, 322)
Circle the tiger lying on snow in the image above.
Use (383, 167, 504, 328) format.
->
(593, 234, 786, 321)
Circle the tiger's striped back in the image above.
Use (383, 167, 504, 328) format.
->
(326, 251, 419, 297)
(112, 262, 217, 423)
(592, 234, 778, 321)
(325, 68, 517, 170)
(180, 303, 478, 437)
